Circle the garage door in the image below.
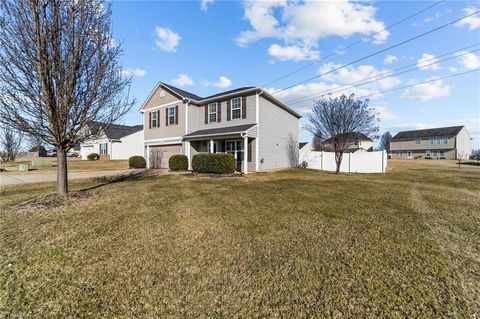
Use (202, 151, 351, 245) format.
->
(149, 144, 182, 168)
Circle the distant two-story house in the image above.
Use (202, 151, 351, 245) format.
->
(140, 82, 301, 173)
(322, 132, 374, 153)
(390, 126, 471, 160)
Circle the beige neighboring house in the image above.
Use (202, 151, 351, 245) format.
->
(390, 125, 471, 160)
(140, 82, 301, 173)
(323, 132, 374, 153)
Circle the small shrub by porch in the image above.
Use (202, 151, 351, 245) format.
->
(169, 154, 188, 171)
(192, 153, 236, 174)
(128, 156, 146, 168)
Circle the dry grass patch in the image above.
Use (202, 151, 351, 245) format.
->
(0, 160, 479, 317)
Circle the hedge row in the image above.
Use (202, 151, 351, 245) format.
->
(169, 154, 188, 171)
(192, 153, 236, 174)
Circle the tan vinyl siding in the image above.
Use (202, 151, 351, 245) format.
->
(390, 136, 455, 151)
(144, 103, 186, 140)
(189, 95, 256, 132)
(143, 85, 182, 111)
(258, 95, 299, 171)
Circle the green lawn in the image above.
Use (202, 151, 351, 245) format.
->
(1, 160, 479, 317)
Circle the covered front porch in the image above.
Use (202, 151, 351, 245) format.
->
(183, 124, 257, 174)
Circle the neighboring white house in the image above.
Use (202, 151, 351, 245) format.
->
(80, 122, 144, 160)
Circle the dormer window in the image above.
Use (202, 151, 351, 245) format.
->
(208, 102, 218, 123)
(231, 97, 241, 119)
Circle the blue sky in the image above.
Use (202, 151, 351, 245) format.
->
(111, 0, 480, 148)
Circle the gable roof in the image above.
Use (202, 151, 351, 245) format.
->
(140, 82, 302, 118)
(299, 142, 309, 149)
(325, 132, 373, 143)
(391, 126, 464, 141)
(89, 122, 143, 140)
(160, 82, 203, 100)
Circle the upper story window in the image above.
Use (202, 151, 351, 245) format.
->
(208, 102, 218, 123)
(414, 139, 421, 145)
(442, 137, 448, 144)
(429, 138, 434, 145)
(231, 97, 241, 119)
(167, 106, 177, 126)
(100, 143, 108, 155)
(150, 111, 158, 128)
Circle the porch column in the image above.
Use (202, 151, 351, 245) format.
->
(146, 145, 150, 168)
(243, 136, 248, 175)
(209, 139, 214, 153)
(185, 141, 192, 170)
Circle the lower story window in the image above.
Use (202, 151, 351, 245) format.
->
(100, 143, 108, 155)
(426, 150, 431, 157)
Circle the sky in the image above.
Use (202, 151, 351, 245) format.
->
(110, 0, 480, 148)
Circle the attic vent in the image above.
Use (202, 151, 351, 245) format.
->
(159, 90, 166, 98)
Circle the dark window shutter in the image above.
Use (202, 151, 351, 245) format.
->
(165, 108, 168, 126)
(175, 105, 178, 125)
(149, 112, 152, 129)
(227, 100, 231, 121)
(242, 96, 247, 119)
(248, 140, 252, 162)
(205, 105, 208, 124)
(157, 110, 160, 127)
(217, 102, 221, 122)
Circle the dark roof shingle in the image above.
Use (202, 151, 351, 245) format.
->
(89, 122, 143, 140)
(392, 126, 464, 141)
(184, 124, 256, 138)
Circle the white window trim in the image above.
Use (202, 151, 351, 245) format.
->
(208, 102, 218, 123)
(231, 97, 242, 120)
(150, 111, 158, 128)
(100, 142, 108, 155)
(414, 139, 421, 145)
(167, 106, 176, 126)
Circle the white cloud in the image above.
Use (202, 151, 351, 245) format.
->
(455, 8, 480, 30)
(154, 27, 181, 52)
(416, 53, 440, 71)
(200, 0, 214, 11)
(121, 68, 146, 77)
(318, 63, 401, 89)
(401, 79, 452, 101)
(449, 66, 458, 73)
(236, 0, 388, 60)
(171, 74, 194, 86)
(268, 44, 320, 61)
(455, 51, 480, 70)
(204, 76, 232, 89)
(383, 54, 398, 65)
(373, 105, 398, 120)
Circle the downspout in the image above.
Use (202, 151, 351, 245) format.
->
(184, 98, 192, 169)
(255, 90, 263, 172)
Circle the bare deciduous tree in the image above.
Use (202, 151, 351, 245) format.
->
(0, 0, 134, 195)
(0, 126, 23, 162)
(286, 133, 299, 167)
(307, 94, 379, 173)
(379, 131, 392, 153)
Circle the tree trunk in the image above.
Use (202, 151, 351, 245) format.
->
(335, 151, 343, 174)
(57, 148, 68, 195)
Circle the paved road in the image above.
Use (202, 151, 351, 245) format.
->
(0, 170, 134, 186)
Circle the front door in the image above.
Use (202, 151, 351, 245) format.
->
(226, 140, 244, 171)
(407, 151, 413, 159)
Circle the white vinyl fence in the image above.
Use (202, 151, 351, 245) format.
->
(300, 150, 387, 173)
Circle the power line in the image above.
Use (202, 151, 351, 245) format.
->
(284, 44, 480, 105)
(357, 68, 479, 100)
(271, 9, 480, 95)
(261, 0, 444, 87)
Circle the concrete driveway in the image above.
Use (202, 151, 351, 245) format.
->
(0, 170, 135, 186)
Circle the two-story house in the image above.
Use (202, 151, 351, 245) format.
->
(390, 126, 471, 160)
(140, 82, 301, 173)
